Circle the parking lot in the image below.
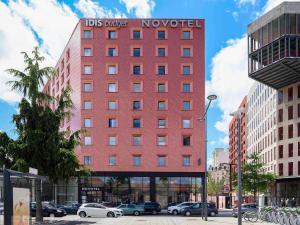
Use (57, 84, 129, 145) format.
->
(31, 214, 270, 225)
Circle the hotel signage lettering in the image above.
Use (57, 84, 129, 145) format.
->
(85, 19, 201, 28)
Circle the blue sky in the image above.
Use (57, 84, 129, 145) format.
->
(0, 0, 282, 164)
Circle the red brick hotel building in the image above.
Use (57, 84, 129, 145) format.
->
(44, 19, 205, 206)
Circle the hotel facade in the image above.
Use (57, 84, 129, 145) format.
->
(43, 19, 205, 207)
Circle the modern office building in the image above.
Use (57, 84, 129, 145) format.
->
(43, 18, 205, 207)
(248, 2, 300, 206)
(229, 96, 247, 166)
(212, 148, 229, 167)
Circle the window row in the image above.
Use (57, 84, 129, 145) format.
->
(83, 82, 193, 94)
(278, 104, 300, 122)
(83, 155, 192, 167)
(83, 29, 193, 40)
(278, 123, 300, 140)
(82, 64, 193, 75)
(278, 161, 300, 176)
(83, 134, 193, 146)
(278, 85, 300, 104)
(83, 46, 193, 57)
(83, 99, 193, 111)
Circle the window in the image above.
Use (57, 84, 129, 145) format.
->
(133, 30, 141, 39)
(84, 156, 92, 165)
(298, 123, 300, 137)
(157, 30, 166, 39)
(133, 48, 141, 57)
(183, 48, 191, 57)
(108, 118, 117, 128)
(108, 30, 116, 39)
(158, 65, 166, 75)
(182, 155, 191, 167)
(298, 161, 300, 175)
(278, 91, 283, 104)
(182, 119, 191, 128)
(183, 31, 191, 39)
(133, 101, 141, 110)
(289, 162, 293, 176)
(157, 155, 166, 166)
(84, 118, 92, 127)
(278, 127, 283, 140)
(288, 124, 293, 139)
(158, 119, 166, 128)
(183, 65, 191, 75)
(108, 136, 117, 145)
(108, 65, 117, 74)
(84, 101, 92, 109)
(157, 135, 166, 146)
(298, 104, 300, 118)
(158, 48, 166, 57)
(288, 87, 293, 101)
(108, 100, 117, 110)
(109, 155, 116, 166)
(183, 135, 191, 146)
(83, 83, 92, 92)
(183, 101, 191, 110)
(66, 65, 70, 76)
(289, 143, 293, 157)
(133, 118, 141, 128)
(183, 83, 191, 92)
(83, 30, 92, 39)
(279, 163, 283, 176)
(133, 65, 141, 75)
(288, 106, 293, 120)
(133, 155, 141, 166)
(278, 145, 283, 158)
(84, 136, 92, 145)
(132, 83, 142, 92)
(298, 142, 300, 156)
(158, 83, 166, 92)
(108, 48, 117, 57)
(278, 109, 283, 122)
(84, 65, 92, 74)
(108, 83, 117, 92)
(132, 135, 141, 146)
(84, 48, 92, 56)
(158, 101, 166, 110)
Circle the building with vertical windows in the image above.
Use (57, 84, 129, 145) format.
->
(248, 2, 300, 206)
(43, 19, 205, 207)
(229, 96, 247, 166)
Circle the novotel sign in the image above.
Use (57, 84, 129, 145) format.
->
(85, 19, 202, 28)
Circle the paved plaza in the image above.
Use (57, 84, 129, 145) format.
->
(31, 215, 271, 225)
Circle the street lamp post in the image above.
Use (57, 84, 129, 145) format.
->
(230, 107, 244, 225)
(199, 94, 217, 221)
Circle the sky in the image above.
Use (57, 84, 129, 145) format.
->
(0, 0, 294, 165)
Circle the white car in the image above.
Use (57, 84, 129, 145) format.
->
(167, 202, 195, 215)
(77, 203, 123, 218)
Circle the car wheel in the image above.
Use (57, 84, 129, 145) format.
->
(185, 211, 191, 216)
(49, 213, 55, 218)
(79, 211, 86, 218)
(210, 212, 216, 217)
(173, 210, 179, 215)
(152, 210, 157, 215)
(133, 211, 140, 216)
(107, 212, 115, 217)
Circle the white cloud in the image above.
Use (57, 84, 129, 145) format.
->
(120, 0, 155, 18)
(207, 36, 253, 136)
(75, 0, 126, 18)
(236, 0, 257, 5)
(232, 11, 239, 21)
(0, 0, 79, 104)
(263, 0, 300, 13)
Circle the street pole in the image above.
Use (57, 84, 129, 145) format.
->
(237, 115, 242, 225)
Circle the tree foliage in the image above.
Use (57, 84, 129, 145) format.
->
(207, 173, 225, 196)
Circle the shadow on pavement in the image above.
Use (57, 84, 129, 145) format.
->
(34, 221, 96, 225)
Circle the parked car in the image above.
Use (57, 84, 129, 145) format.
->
(142, 201, 161, 214)
(57, 202, 81, 214)
(117, 204, 144, 216)
(181, 202, 218, 217)
(0, 202, 3, 215)
(30, 202, 66, 217)
(232, 203, 257, 217)
(167, 202, 195, 215)
(77, 203, 122, 218)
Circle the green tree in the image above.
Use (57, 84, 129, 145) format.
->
(6, 47, 89, 221)
(207, 173, 225, 208)
(233, 153, 276, 203)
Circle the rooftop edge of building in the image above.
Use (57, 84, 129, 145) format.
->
(248, 1, 300, 34)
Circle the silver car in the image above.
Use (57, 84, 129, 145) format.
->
(232, 203, 257, 217)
